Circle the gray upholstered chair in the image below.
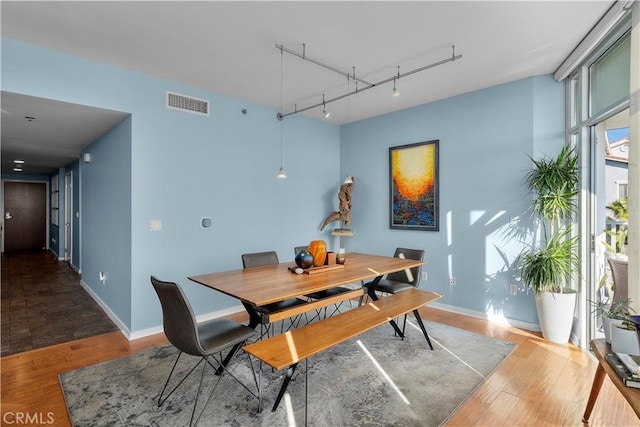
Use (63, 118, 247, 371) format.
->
(375, 247, 425, 293)
(241, 251, 308, 335)
(151, 276, 259, 426)
(364, 247, 425, 335)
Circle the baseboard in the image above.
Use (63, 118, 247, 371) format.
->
(429, 301, 541, 332)
(79, 281, 246, 341)
(79, 280, 130, 339)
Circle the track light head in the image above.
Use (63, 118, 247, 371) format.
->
(322, 94, 330, 119)
(392, 77, 399, 97)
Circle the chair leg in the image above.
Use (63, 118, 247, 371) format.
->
(195, 346, 262, 424)
(158, 351, 205, 407)
(189, 356, 209, 426)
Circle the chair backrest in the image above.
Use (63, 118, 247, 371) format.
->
(607, 256, 629, 305)
(150, 276, 203, 356)
(294, 246, 309, 256)
(385, 247, 425, 287)
(241, 251, 279, 268)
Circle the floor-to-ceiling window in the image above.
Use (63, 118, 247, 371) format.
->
(565, 12, 633, 346)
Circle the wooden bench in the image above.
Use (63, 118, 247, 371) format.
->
(243, 288, 442, 412)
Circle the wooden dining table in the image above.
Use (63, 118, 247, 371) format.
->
(188, 252, 425, 325)
(188, 251, 429, 369)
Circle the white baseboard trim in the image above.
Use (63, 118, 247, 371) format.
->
(79, 282, 247, 341)
(429, 301, 541, 332)
(79, 280, 130, 338)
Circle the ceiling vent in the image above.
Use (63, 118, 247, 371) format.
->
(166, 91, 209, 116)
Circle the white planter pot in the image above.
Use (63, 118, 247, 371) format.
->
(535, 290, 577, 344)
(602, 315, 624, 344)
(611, 324, 640, 356)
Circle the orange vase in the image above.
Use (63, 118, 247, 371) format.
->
(308, 240, 327, 267)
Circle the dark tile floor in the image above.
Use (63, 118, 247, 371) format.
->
(1, 250, 119, 357)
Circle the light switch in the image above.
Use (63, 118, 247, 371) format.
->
(149, 220, 162, 231)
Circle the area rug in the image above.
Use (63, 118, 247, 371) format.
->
(60, 320, 515, 426)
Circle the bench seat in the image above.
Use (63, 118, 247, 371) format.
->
(244, 288, 441, 370)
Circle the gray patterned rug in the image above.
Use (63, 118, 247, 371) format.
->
(59, 319, 515, 426)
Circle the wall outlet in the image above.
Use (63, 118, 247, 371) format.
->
(449, 276, 455, 286)
(421, 272, 428, 281)
(509, 283, 518, 295)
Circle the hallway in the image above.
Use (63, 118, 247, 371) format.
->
(1, 250, 118, 357)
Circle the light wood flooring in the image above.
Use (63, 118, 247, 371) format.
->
(1, 306, 637, 426)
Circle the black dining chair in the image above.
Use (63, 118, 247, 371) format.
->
(362, 247, 425, 336)
(294, 245, 357, 319)
(151, 276, 259, 426)
(241, 251, 309, 336)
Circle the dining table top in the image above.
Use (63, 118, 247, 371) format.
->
(188, 252, 425, 307)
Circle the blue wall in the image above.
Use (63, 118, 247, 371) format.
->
(2, 37, 565, 331)
(2, 38, 341, 334)
(81, 117, 132, 326)
(341, 76, 565, 325)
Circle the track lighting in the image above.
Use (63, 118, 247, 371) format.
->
(274, 44, 462, 120)
(322, 94, 330, 119)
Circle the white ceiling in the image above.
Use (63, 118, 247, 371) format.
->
(0, 1, 615, 174)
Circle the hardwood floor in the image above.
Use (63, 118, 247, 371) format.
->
(1, 306, 637, 426)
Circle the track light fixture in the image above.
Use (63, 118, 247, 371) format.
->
(392, 66, 400, 97)
(276, 45, 287, 179)
(322, 94, 330, 119)
(274, 44, 462, 120)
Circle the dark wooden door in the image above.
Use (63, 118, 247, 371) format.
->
(4, 182, 47, 252)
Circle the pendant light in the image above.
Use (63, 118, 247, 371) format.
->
(392, 66, 400, 97)
(322, 94, 330, 119)
(344, 73, 353, 185)
(276, 46, 287, 179)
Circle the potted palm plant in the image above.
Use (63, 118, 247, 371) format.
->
(518, 145, 580, 343)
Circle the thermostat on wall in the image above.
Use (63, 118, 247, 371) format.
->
(201, 217, 212, 228)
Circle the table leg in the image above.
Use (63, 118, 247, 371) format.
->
(582, 363, 606, 422)
(217, 302, 262, 374)
(366, 277, 405, 338)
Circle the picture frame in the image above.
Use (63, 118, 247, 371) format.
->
(389, 139, 439, 231)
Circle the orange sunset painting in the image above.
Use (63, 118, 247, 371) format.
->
(390, 140, 439, 230)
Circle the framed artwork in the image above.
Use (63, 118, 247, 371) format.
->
(389, 139, 439, 231)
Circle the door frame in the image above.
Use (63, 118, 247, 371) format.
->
(64, 171, 73, 264)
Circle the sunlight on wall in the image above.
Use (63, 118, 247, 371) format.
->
(447, 211, 453, 278)
(446, 211, 453, 246)
(470, 210, 485, 225)
(484, 210, 507, 226)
